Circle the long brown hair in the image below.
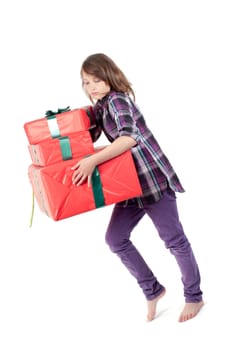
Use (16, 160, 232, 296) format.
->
(80, 53, 135, 102)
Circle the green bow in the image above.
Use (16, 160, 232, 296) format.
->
(45, 106, 70, 117)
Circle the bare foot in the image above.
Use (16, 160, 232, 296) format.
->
(147, 289, 166, 322)
(178, 301, 204, 322)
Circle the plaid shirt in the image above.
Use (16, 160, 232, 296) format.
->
(90, 91, 185, 206)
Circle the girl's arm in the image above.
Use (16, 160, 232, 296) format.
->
(91, 135, 136, 164)
(71, 135, 136, 186)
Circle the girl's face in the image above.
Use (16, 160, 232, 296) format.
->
(81, 71, 110, 101)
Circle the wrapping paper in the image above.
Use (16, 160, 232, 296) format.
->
(28, 131, 94, 166)
(24, 108, 91, 144)
(28, 150, 142, 220)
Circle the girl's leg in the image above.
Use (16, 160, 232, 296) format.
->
(145, 188, 203, 303)
(105, 204, 165, 300)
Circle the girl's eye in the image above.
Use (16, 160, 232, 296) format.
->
(93, 79, 100, 83)
(83, 81, 89, 85)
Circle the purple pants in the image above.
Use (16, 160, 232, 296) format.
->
(105, 189, 203, 302)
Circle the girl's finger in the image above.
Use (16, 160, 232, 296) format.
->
(76, 174, 87, 186)
(72, 171, 82, 184)
(87, 175, 92, 187)
(71, 162, 80, 170)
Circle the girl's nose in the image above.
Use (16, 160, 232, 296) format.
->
(90, 85, 96, 91)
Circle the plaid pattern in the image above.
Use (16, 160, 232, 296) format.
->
(90, 91, 185, 206)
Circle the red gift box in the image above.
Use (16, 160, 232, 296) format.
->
(24, 107, 91, 144)
(28, 150, 142, 221)
(28, 131, 94, 166)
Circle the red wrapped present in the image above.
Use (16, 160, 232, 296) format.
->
(28, 150, 142, 220)
(24, 107, 91, 144)
(28, 131, 94, 166)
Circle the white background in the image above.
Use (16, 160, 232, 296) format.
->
(0, 0, 231, 349)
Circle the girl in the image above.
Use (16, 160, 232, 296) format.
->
(72, 53, 204, 322)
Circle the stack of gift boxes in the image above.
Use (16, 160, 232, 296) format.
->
(24, 106, 142, 221)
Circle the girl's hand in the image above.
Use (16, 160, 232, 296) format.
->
(71, 156, 96, 186)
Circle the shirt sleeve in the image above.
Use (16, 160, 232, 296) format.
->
(108, 94, 140, 142)
(88, 105, 102, 142)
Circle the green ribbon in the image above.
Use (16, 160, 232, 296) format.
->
(84, 154, 105, 208)
(29, 190, 35, 228)
(29, 167, 49, 227)
(58, 136, 72, 160)
(45, 106, 71, 138)
(91, 166, 105, 208)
